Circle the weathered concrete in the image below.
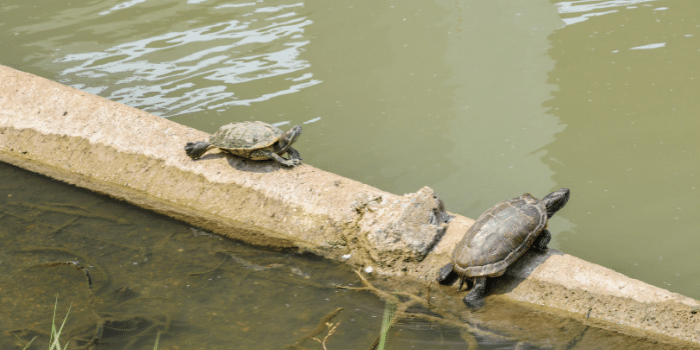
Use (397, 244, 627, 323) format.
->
(1, 65, 698, 346)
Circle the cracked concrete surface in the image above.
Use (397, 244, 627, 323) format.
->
(1, 65, 698, 346)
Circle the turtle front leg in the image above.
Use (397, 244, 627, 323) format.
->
(463, 276, 487, 309)
(265, 151, 301, 167)
(286, 147, 303, 161)
(184, 141, 214, 159)
(533, 229, 551, 253)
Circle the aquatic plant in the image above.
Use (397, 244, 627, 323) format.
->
(46, 296, 72, 350)
(376, 299, 397, 350)
(153, 330, 161, 350)
(14, 295, 71, 350)
(14, 295, 162, 350)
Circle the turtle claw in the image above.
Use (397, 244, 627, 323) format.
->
(463, 296, 485, 309)
(184, 141, 212, 160)
(268, 151, 302, 167)
(462, 276, 487, 309)
(285, 158, 302, 167)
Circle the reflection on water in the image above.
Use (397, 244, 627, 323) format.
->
(546, 0, 700, 300)
(556, 0, 658, 26)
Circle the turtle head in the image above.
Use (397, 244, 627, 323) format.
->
(277, 124, 302, 151)
(542, 188, 570, 219)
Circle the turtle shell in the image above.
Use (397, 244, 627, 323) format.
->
(209, 121, 284, 160)
(451, 193, 547, 278)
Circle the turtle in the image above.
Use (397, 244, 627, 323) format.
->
(184, 121, 303, 167)
(436, 188, 570, 308)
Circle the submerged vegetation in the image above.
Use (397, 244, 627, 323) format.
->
(15, 296, 71, 350)
(14, 296, 161, 350)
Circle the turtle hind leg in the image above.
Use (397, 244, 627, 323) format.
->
(184, 141, 213, 159)
(463, 276, 487, 309)
(436, 263, 458, 285)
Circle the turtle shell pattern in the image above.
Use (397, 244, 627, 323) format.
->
(210, 121, 285, 160)
(451, 193, 547, 278)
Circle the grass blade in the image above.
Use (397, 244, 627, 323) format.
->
(377, 299, 397, 350)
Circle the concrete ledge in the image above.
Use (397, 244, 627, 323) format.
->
(1, 65, 698, 345)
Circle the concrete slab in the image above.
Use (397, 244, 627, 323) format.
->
(1, 65, 698, 346)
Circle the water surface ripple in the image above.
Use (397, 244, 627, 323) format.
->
(15, 0, 319, 117)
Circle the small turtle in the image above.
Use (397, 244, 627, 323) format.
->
(184, 121, 302, 167)
(437, 188, 570, 308)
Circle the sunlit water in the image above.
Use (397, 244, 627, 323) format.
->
(1, 0, 700, 345)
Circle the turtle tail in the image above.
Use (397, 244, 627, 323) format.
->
(184, 141, 213, 159)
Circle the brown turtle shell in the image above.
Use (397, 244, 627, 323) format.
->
(210, 121, 284, 160)
(451, 193, 547, 278)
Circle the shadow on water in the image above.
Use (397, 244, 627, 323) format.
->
(0, 163, 694, 350)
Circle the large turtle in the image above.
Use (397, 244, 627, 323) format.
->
(437, 188, 570, 308)
(184, 121, 302, 167)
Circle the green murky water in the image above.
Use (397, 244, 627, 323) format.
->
(0, 161, 686, 350)
(0, 162, 388, 350)
(1, 0, 699, 347)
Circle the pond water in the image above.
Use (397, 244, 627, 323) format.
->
(0, 160, 686, 350)
(1, 0, 699, 347)
(0, 162, 382, 349)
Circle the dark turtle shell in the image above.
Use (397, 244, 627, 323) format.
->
(210, 121, 284, 160)
(451, 193, 547, 278)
